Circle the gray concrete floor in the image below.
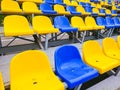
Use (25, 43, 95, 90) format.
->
(0, 35, 120, 90)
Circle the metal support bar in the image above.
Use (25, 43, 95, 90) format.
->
(109, 28, 114, 37)
(81, 31, 86, 43)
(74, 84, 82, 90)
(63, 82, 68, 89)
(32, 14, 34, 18)
(109, 67, 120, 76)
(14, 36, 34, 42)
(33, 35, 44, 50)
(0, 37, 2, 48)
(48, 33, 63, 41)
(45, 34, 48, 50)
(6, 37, 16, 47)
(107, 28, 113, 37)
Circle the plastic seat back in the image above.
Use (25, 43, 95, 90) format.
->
(103, 37, 119, 54)
(113, 17, 120, 25)
(99, 9, 105, 14)
(1, 0, 22, 14)
(96, 17, 106, 26)
(54, 0, 63, 4)
(105, 17, 114, 25)
(82, 40, 104, 60)
(71, 1, 79, 6)
(40, 3, 53, 11)
(111, 10, 117, 14)
(63, 0, 71, 5)
(4, 15, 34, 36)
(45, 0, 54, 4)
(91, 2, 96, 7)
(54, 4, 66, 12)
(71, 16, 86, 27)
(85, 7, 92, 13)
(55, 45, 83, 72)
(54, 16, 71, 28)
(105, 9, 111, 14)
(32, 16, 59, 34)
(86, 3, 91, 7)
(112, 6, 117, 10)
(10, 50, 64, 90)
(54, 4, 70, 15)
(66, 6, 77, 12)
(96, 4, 102, 9)
(76, 6, 85, 13)
(85, 16, 97, 27)
(33, 16, 54, 29)
(92, 8, 99, 13)
(0, 72, 4, 90)
(22, 2, 41, 14)
(79, 2, 86, 7)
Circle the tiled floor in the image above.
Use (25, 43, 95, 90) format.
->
(0, 35, 120, 90)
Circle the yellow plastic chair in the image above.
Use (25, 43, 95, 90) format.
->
(96, 4, 106, 9)
(112, 6, 117, 10)
(22, 2, 42, 14)
(71, 16, 93, 31)
(104, 1, 111, 7)
(82, 40, 120, 74)
(1, 0, 22, 14)
(100, 1, 105, 6)
(54, 4, 70, 15)
(91, 2, 96, 7)
(76, 6, 91, 16)
(71, 16, 93, 43)
(85, 16, 105, 30)
(112, 1, 115, 6)
(32, 16, 59, 49)
(92, 8, 105, 16)
(10, 50, 64, 90)
(102, 37, 120, 60)
(63, 0, 77, 6)
(106, 9, 117, 16)
(86, 0, 90, 3)
(4, 15, 34, 37)
(71, 1, 79, 6)
(0, 72, 4, 90)
(18, 0, 43, 4)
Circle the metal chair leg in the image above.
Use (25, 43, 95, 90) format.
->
(74, 84, 82, 90)
(81, 31, 86, 44)
(45, 34, 48, 50)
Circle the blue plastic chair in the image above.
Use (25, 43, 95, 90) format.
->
(108, 0, 112, 4)
(112, 17, 120, 28)
(105, 17, 117, 28)
(85, 7, 98, 16)
(54, 16, 78, 32)
(54, 0, 66, 6)
(86, 3, 91, 7)
(111, 10, 120, 16)
(79, 2, 86, 7)
(39, 3, 57, 14)
(90, 0, 94, 2)
(66, 6, 81, 15)
(94, 0, 100, 3)
(45, 0, 56, 4)
(111, 10, 117, 14)
(99, 9, 105, 14)
(96, 17, 114, 29)
(54, 45, 99, 89)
